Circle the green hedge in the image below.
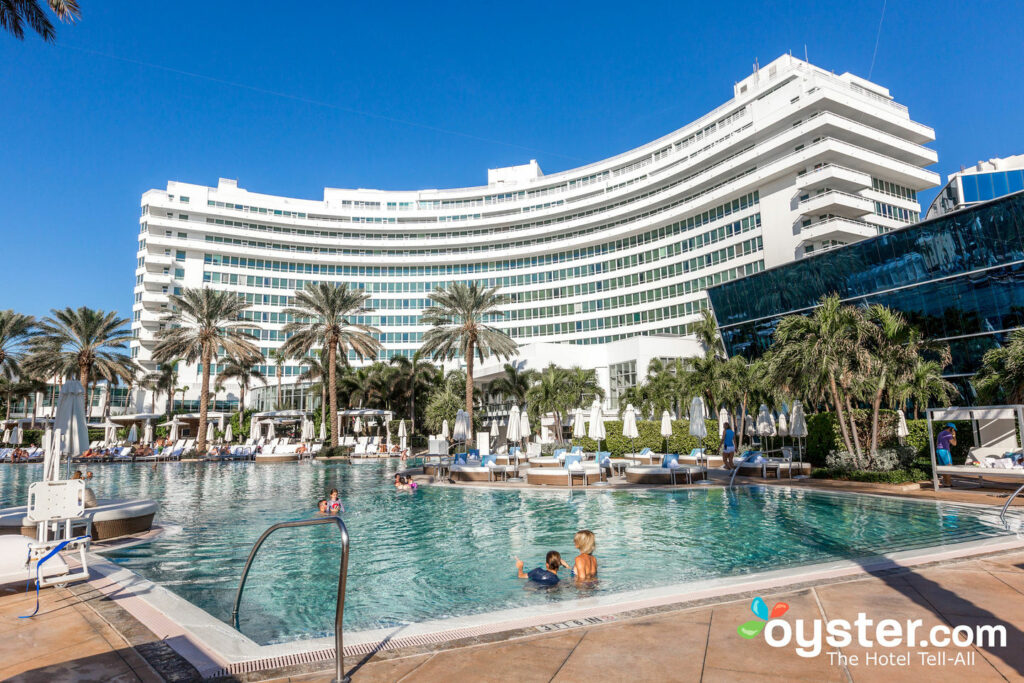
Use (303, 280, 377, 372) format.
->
(568, 419, 720, 457)
(804, 410, 974, 470)
(811, 467, 930, 485)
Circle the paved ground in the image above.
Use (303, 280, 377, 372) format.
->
(2, 477, 1024, 682)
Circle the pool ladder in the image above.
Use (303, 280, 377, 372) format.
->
(232, 516, 351, 683)
(1000, 483, 1024, 525)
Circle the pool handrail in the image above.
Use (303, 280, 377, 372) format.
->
(231, 516, 351, 683)
(1000, 482, 1024, 524)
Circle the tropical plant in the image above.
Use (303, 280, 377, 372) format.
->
(389, 351, 438, 434)
(0, 0, 79, 42)
(692, 307, 725, 358)
(215, 355, 266, 412)
(27, 307, 133, 400)
(269, 349, 287, 409)
(420, 282, 517, 447)
(280, 282, 381, 447)
(488, 362, 537, 406)
(142, 363, 178, 416)
(974, 329, 1024, 404)
(0, 310, 34, 382)
(152, 288, 259, 453)
(893, 358, 959, 419)
(298, 350, 346, 436)
(424, 370, 477, 434)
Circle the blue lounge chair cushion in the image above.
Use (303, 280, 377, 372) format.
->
(569, 446, 583, 454)
(688, 448, 704, 457)
(454, 453, 468, 465)
(639, 447, 652, 455)
(482, 454, 497, 466)
(468, 449, 479, 458)
(564, 454, 582, 467)
(553, 448, 566, 458)
(662, 454, 679, 468)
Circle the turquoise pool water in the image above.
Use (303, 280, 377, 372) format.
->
(0, 462, 1015, 645)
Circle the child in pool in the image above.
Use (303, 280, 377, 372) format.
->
(572, 530, 598, 581)
(394, 475, 417, 491)
(326, 488, 345, 513)
(515, 551, 568, 586)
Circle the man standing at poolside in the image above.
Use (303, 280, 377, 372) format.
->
(936, 423, 957, 487)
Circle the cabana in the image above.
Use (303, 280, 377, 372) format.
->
(928, 405, 1024, 491)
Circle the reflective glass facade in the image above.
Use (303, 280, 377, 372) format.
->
(707, 191, 1024, 392)
(961, 170, 1024, 204)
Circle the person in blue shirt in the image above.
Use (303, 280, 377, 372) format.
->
(515, 551, 568, 586)
(722, 422, 736, 470)
(936, 423, 957, 487)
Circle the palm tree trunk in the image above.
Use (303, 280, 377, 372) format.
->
(828, 373, 856, 455)
(869, 378, 886, 456)
(320, 382, 327, 436)
(198, 344, 212, 453)
(844, 394, 862, 458)
(465, 344, 475, 448)
(276, 367, 282, 409)
(328, 342, 339, 447)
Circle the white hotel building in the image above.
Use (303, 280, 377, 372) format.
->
(129, 54, 938, 417)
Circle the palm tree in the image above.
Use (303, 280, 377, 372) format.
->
(0, 310, 35, 383)
(692, 308, 725, 358)
(143, 363, 179, 416)
(526, 365, 569, 444)
(28, 307, 133, 399)
(974, 329, 1024, 404)
(488, 362, 537, 406)
(0, 0, 79, 42)
(215, 355, 266, 412)
(389, 351, 437, 434)
(894, 358, 958, 419)
(269, 349, 287, 409)
(152, 288, 259, 453)
(420, 282, 517, 447)
(280, 282, 381, 448)
(298, 350, 345, 436)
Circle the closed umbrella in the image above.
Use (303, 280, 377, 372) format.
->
(572, 407, 587, 442)
(452, 409, 467, 447)
(744, 414, 756, 438)
(206, 421, 216, 443)
(587, 399, 605, 453)
(49, 379, 89, 481)
(168, 419, 180, 443)
(143, 420, 154, 444)
(689, 397, 709, 478)
(520, 410, 531, 447)
(10, 425, 21, 445)
(249, 415, 259, 441)
(319, 421, 326, 441)
(777, 412, 789, 437)
(398, 419, 408, 451)
(660, 410, 673, 454)
(506, 404, 521, 447)
(622, 404, 639, 456)
(896, 409, 910, 439)
(790, 400, 809, 478)
(1, 428, 9, 444)
(718, 408, 730, 438)
(441, 419, 450, 441)
(224, 423, 233, 443)
(266, 420, 276, 440)
(128, 423, 138, 443)
(756, 404, 776, 453)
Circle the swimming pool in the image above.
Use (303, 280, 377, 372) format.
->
(0, 462, 1017, 645)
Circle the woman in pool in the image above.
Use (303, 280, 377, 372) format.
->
(394, 475, 417, 491)
(572, 530, 597, 582)
(326, 488, 345, 513)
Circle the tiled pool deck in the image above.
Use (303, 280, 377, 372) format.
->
(3, 477, 1024, 682)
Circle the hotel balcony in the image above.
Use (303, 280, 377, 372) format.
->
(798, 217, 877, 244)
(798, 190, 874, 219)
(143, 253, 173, 270)
(796, 165, 871, 193)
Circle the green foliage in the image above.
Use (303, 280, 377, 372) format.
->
(20, 429, 42, 446)
(811, 467, 929, 485)
(572, 419, 721, 456)
(229, 409, 257, 442)
(319, 445, 350, 458)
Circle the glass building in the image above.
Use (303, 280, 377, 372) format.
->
(707, 191, 1024, 396)
(926, 154, 1024, 218)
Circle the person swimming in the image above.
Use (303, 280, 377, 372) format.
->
(572, 530, 598, 581)
(317, 499, 328, 513)
(394, 474, 418, 491)
(515, 551, 568, 586)
(326, 488, 345, 513)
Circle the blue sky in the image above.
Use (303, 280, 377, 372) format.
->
(2, 0, 1022, 320)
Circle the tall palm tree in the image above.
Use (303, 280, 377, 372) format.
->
(692, 308, 725, 358)
(0, 0, 79, 42)
(488, 362, 537, 406)
(389, 351, 437, 434)
(215, 355, 266, 412)
(269, 349, 287, 409)
(0, 310, 35, 383)
(420, 282, 517, 447)
(894, 358, 958, 419)
(280, 282, 380, 448)
(143, 363, 179, 416)
(28, 307, 133, 400)
(298, 350, 345, 436)
(526, 365, 569, 444)
(152, 288, 259, 453)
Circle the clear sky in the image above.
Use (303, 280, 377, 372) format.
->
(2, 0, 1022, 320)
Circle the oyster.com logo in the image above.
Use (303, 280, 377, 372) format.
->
(738, 596, 789, 639)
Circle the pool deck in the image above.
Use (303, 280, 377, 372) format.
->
(3, 476, 1024, 682)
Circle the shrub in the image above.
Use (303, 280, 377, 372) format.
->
(319, 446, 350, 458)
(811, 467, 929, 485)
(824, 446, 915, 473)
(570, 419, 720, 457)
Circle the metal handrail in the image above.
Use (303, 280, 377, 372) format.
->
(1000, 483, 1024, 523)
(231, 516, 351, 683)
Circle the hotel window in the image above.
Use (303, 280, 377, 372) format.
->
(180, 196, 189, 203)
(609, 360, 636, 411)
(175, 250, 186, 262)
(174, 267, 184, 278)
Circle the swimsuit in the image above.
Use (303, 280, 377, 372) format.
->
(527, 567, 559, 586)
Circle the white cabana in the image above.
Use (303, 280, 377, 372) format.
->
(622, 404, 639, 454)
(896, 409, 910, 439)
(47, 379, 89, 481)
(927, 405, 1024, 491)
(224, 423, 234, 442)
(588, 399, 605, 451)
(573, 407, 587, 441)
(127, 424, 138, 443)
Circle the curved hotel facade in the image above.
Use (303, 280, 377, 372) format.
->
(130, 54, 939, 414)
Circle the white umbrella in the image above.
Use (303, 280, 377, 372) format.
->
(206, 421, 216, 443)
(520, 410, 531, 445)
(1, 428, 9, 444)
(688, 397, 708, 439)
(587, 399, 605, 451)
(896, 409, 910, 439)
(249, 415, 258, 441)
(622, 404, 639, 455)
(353, 417, 363, 434)
(398, 419, 408, 450)
(143, 420, 154, 444)
(790, 400, 809, 478)
(104, 421, 119, 444)
(660, 410, 673, 441)
(42, 425, 53, 453)
(718, 408, 729, 437)
(756, 404, 776, 437)
(169, 419, 180, 443)
(573, 407, 587, 440)
(777, 412, 789, 437)
(10, 424, 21, 445)
(48, 379, 89, 481)
(266, 420, 276, 440)
(127, 423, 138, 443)
(506, 404, 521, 445)
(225, 423, 234, 442)
(319, 421, 326, 441)
(489, 419, 498, 438)
(441, 419, 450, 440)
(452, 409, 467, 445)
(744, 414, 756, 437)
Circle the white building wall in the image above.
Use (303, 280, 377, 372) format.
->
(128, 54, 939, 413)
